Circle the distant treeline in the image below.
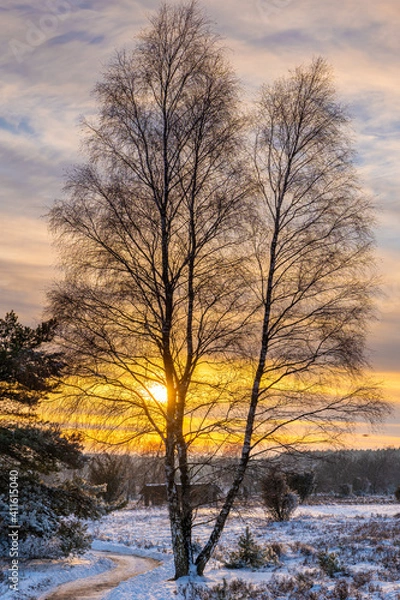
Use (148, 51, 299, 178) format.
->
(71, 447, 400, 506)
(245, 448, 400, 497)
(308, 448, 400, 496)
(215, 448, 400, 498)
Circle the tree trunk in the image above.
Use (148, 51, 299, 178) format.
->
(195, 462, 247, 575)
(165, 435, 191, 579)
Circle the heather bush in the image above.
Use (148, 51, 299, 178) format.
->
(180, 578, 269, 600)
(180, 573, 392, 600)
(266, 572, 323, 599)
(293, 542, 317, 557)
(352, 570, 373, 588)
(333, 580, 349, 600)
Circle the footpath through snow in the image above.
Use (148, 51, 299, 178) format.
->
(38, 551, 160, 600)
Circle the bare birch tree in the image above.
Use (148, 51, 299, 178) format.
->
(48, 2, 387, 579)
(194, 57, 387, 573)
(49, 1, 250, 578)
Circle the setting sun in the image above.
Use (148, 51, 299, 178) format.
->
(147, 383, 168, 404)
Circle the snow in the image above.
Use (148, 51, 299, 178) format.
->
(1, 501, 400, 599)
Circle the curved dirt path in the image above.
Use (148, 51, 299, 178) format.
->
(39, 551, 161, 600)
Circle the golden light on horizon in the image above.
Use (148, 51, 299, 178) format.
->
(37, 368, 400, 453)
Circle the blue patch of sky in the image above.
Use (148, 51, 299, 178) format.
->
(136, 0, 159, 9)
(0, 116, 34, 136)
(348, 95, 400, 135)
(75, 1, 98, 8)
(358, 119, 399, 140)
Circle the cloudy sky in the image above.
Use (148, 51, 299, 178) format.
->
(1, 0, 399, 446)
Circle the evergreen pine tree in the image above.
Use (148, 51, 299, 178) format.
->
(226, 527, 266, 569)
(0, 312, 102, 559)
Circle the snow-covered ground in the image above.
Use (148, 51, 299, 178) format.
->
(2, 501, 400, 599)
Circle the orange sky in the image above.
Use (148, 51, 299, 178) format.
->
(1, 0, 399, 449)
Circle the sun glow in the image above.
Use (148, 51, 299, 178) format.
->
(147, 382, 168, 404)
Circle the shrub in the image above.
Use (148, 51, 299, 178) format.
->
(88, 453, 131, 506)
(15, 518, 92, 560)
(352, 570, 373, 588)
(180, 578, 269, 600)
(262, 470, 299, 521)
(333, 580, 349, 600)
(338, 483, 353, 497)
(269, 541, 284, 561)
(352, 477, 371, 496)
(294, 541, 316, 557)
(287, 471, 316, 503)
(0, 312, 102, 560)
(266, 572, 323, 598)
(58, 518, 92, 556)
(0, 473, 102, 559)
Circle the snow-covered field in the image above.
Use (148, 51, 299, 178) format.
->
(2, 502, 400, 599)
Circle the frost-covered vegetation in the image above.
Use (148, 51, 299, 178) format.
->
(95, 503, 400, 599)
(2, 502, 399, 599)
